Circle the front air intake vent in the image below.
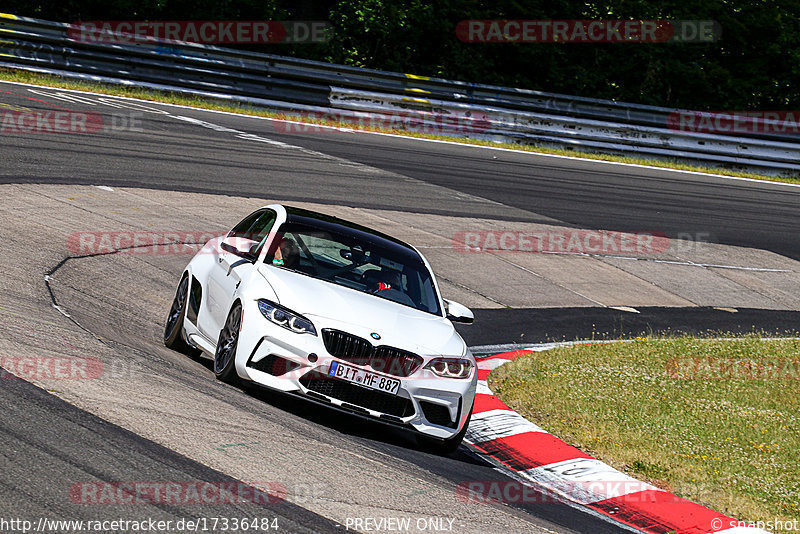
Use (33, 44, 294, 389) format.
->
(248, 354, 301, 376)
(420, 401, 457, 428)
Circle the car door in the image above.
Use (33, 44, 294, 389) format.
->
(199, 209, 277, 339)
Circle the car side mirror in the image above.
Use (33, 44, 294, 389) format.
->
(221, 237, 257, 262)
(444, 299, 474, 324)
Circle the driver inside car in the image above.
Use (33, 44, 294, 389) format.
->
(272, 236, 300, 270)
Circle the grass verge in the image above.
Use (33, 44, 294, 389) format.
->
(2, 67, 799, 186)
(488, 335, 800, 524)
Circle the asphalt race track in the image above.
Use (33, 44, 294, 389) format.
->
(1, 80, 799, 533)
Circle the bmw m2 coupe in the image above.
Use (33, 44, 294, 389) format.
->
(164, 205, 476, 452)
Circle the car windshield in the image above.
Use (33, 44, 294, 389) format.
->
(265, 216, 442, 316)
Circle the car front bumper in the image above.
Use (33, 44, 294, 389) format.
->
(234, 303, 476, 439)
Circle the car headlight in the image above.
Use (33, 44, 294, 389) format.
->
(425, 358, 473, 379)
(257, 299, 317, 335)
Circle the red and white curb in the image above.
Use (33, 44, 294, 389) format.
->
(464, 346, 770, 534)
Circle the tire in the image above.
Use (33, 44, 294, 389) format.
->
(164, 274, 198, 355)
(417, 410, 472, 455)
(214, 302, 242, 383)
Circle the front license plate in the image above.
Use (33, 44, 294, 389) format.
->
(328, 361, 400, 395)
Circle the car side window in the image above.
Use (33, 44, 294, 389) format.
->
(229, 209, 266, 238)
(229, 209, 277, 256)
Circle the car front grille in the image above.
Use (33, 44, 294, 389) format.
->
(300, 370, 415, 418)
(322, 329, 423, 377)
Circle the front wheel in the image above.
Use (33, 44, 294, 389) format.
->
(214, 302, 242, 383)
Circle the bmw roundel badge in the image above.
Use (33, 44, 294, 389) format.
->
(370, 332, 381, 340)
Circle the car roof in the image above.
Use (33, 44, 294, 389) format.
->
(282, 205, 416, 252)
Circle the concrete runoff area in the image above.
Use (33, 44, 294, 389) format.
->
(5, 184, 799, 313)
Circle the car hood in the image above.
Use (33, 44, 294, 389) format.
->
(256, 266, 465, 357)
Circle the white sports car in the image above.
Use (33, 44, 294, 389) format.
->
(164, 205, 476, 453)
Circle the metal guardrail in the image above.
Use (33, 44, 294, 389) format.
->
(330, 88, 800, 171)
(2, 12, 799, 175)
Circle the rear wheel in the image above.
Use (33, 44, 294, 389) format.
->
(164, 274, 197, 355)
(214, 303, 242, 383)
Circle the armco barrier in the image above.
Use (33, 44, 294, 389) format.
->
(2, 12, 799, 175)
(330, 88, 800, 172)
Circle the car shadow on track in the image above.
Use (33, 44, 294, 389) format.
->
(189, 354, 488, 466)
(188, 356, 631, 533)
